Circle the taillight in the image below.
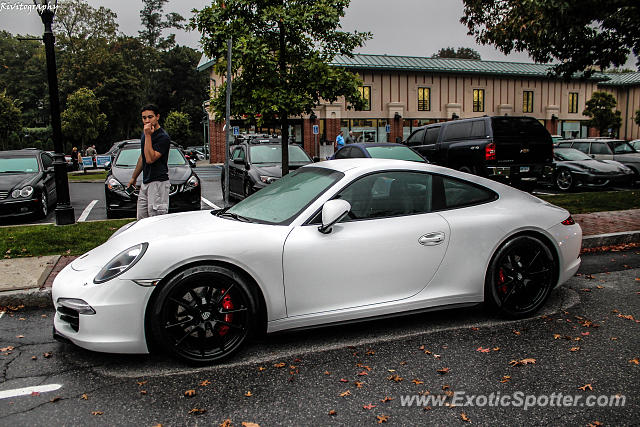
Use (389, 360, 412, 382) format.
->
(561, 215, 575, 225)
(485, 142, 496, 161)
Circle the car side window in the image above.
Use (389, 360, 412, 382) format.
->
(349, 147, 366, 158)
(557, 142, 572, 148)
(334, 147, 351, 159)
(231, 147, 245, 161)
(442, 122, 472, 141)
(406, 129, 426, 146)
(572, 142, 590, 154)
(431, 175, 497, 210)
(590, 142, 612, 155)
(41, 153, 53, 169)
(336, 171, 433, 220)
(425, 127, 440, 144)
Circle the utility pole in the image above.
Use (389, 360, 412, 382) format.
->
(224, 37, 232, 207)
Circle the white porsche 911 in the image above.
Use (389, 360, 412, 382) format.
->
(52, 159, 582, 363)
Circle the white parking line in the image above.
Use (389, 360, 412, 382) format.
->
(77, 200, 98, 222)
(201, 197, 220, 210)
(0, 384, 62, 400)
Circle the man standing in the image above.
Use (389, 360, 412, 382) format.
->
(128, 104, 171, 219)
(335, 130, 345, 151)
(345, 130, 356, 144)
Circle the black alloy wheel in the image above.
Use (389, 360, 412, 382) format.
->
(555, 168, 573, 191)
(485, 235, 556, 318)
(150, 265, 257, 364)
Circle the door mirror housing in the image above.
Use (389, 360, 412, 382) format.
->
(45, 166, 54, 174)
(104, 161, 111, 170)
(318, 199, 351, 234)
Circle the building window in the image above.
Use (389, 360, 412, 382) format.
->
(473, 89, 485, 112)
(523, 91, 534, 113)
(418, 87, 431, 111)
(568, 92, 579, 114)
(358, 86, 371, 111)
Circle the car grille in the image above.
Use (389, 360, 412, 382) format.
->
(57, 305, 80, 332)
(0, 190, 8, 199)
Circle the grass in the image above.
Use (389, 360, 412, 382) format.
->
(0, 219, 135, 259)
(67, 170, 108, 181)
(537, 190, 640, 214)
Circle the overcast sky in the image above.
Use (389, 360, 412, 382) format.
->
(0, 0, 636, 67)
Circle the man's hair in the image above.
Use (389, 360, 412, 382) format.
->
(140, 103, 160, 116)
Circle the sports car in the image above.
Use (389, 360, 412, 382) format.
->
(52, 159, 582, 364)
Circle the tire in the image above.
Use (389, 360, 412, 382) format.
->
(555, 168, 574, 192)
(485, 235, 556, 319)
(149, 265, 258, 364)
(106, 208, 116, 219)
(36, 191, 48, 219)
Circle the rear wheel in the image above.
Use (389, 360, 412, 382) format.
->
(150, 265, 258, 364)
(485, 235, 556, 318)
(555, 168, 574, 192)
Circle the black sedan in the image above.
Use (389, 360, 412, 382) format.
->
(330, 142, 428, 162)
(551, 147, 634, 191)
(104, 142, 201, 218)
(221, 141, 313, 200)
(0, 149, 56, 220)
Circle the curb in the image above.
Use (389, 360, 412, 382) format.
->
(2, 231, 639, 311)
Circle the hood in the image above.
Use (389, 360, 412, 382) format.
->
(70, 210, 269, 271)
(252, 162, 312, 178)
(0, 173, 39, 191)
(110, 164, 193, 185)
(556, 159, 627, 173)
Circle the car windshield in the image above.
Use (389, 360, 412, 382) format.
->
(554, 148, 591, 161)
(225, 167, 343, 225)
(611, 141, 637, 154)
(0, 156, 39, 173)
(115, 147, 186, 167)
(364, 146, 426, 162)
(249, 145, 311, 164)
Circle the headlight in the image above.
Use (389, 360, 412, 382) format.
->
(260, 175, 279, 184)
(107, 178, 125, 191)
(185, 175, 199, 189)
(93, 243, 148, 284)
(12, 186, 34, 198)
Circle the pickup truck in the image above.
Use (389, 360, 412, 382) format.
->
(404, 116, 554, 190)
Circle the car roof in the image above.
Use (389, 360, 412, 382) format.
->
(0, 149, 42, 157)
(570, 138, 626, 143)
(348, 142, 408, 149)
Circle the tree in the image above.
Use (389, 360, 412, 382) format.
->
(582, 92, 622, 137)
(61, 87, 107, 152)
(139, 0, 185, 50)
(0, 90, 23, 150)
(164, 111, 192, 145)
(432, 47, 481, 60)
(191, 0, 371, 174)
(461, 0, 640, 78)
(634, 109, 640, 127)
(53, 0, 119, 52)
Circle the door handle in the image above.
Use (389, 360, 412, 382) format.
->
(419, 232, 445, 246)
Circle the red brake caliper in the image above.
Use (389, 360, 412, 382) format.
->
(498, 269, 507, 294)
(218, 289, 233, 336)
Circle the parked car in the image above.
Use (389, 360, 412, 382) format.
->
(629, 139, 640, 152)
(556, 138, 640, 183)
(221, 139, 313, 200)
(330, 142, 428, 162)
(404, 116, 554, 190)
(186, 146, 208, 160)
(104, 141, 201, 218)
(550, 147, 634, 191)
(0, 149, 56, 219)
(52, 158, 582, 363)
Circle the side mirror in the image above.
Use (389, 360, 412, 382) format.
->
(45, 166, 54, 174)
(189, 158, 196, 168)
(318, 199, 351, 234)
(233, 158, 244, 165)
(313, 156, 320, 162)
(104, 161, 111, 170)
(590, 154, 595, 159)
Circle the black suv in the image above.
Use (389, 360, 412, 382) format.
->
(221, 136, 313, 200)
(0, 149, 57, 219)
(404, 116, 554, 189)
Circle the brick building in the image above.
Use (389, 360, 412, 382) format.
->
(197, 54, 640, 163)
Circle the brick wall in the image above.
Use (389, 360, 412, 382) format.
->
(545, 119, 558, 135)
(209, 121, 226, 164)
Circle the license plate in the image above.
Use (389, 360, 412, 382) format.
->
(520, 166, 530, 173)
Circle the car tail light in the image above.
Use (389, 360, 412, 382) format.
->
(485, 142, 496, 161)
(561, 215, 575, 225)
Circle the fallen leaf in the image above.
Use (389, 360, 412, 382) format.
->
(500, 375, 511, 383)
(50, 396, 61, 403)
(0, 346, 14, 352)
(476, 347, 490, 353)
(200, 380, 211, 387)
(339, 390, 351, 397)
(629, 358, 639, 365)
(512, 330, 521, 336)
(376, 414, 389, 424)
(596, 285, 604, 289)
(587, 422, 603, 427)
(582, 332, 590, 336)
(354, 381, 364, 388)
(380, 396, 394, 403)
(470, 327, 479, 331)
(328, 410, 337, 416)
(32, 356, 37, 360)
(31, 391, 39, 396)
(244, 391, 252, 397)
(273, 362, 286, 368)
(493, 347, 501, 351)
(569, 347, 581, 352)
(81, 394, 88, 400)
(184, 390, 196, 397)
(611, 337, 618, 341)
(412, 379, 424, 385)
(578, 384, 593, 391)
(43, 352, 52, 358)
(387, 375, 403, 382)
(16, 335, 24, 339)
(363, 403, 377, 410)
(357, 371, 369, 376)
(188, 408, 206, 415)
(258, 367, 266, 372)
(366, 349, 375, 355)
(324, 371, 331, 375)
(339, 378, 349, 383)
(220, 419, 232, 427)
(581, 288, 592, 292)
(617, 314, 635, 321)
(137, 381, 147, 386)
(140, 390, 147, 395)
(436, 368, 450, 375)
(91, 411, 103, 416)
(509, 358, 536, 367)
(461, 413, 471, 423)
(241, 423, 259, 427)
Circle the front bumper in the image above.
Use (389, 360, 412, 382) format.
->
(52, 262, 155, 354)
(547, 221, 582, 287)
(0, 198, 40, 218)
(571, 171, 630, 188)
(106, 185, 201, 215)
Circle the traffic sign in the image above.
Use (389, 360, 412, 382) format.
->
(233, 126, 240, 136)
(385, 124, 391, 133)
(312, 125, 319, 135)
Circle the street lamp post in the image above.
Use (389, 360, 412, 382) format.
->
(35, 0, 75, 225)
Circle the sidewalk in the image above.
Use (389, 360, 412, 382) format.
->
(1, 209, 639, 309)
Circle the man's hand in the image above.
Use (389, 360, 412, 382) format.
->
(144, 122, 156, 136)
(127, 177, 136, 188)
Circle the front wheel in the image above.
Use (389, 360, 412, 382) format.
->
(485, 235, 556, 318)
(36, 191, 48, 219)
(555, 168, 574, 192)
(149, 265, 258, 364)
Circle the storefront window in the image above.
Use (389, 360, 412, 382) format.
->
(377, 119, 389, 142)
(351, 119, 377, 142)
